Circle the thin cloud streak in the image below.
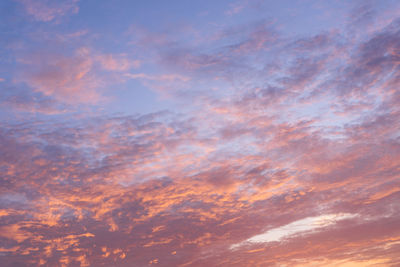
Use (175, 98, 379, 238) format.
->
(231, 213, 358, 249)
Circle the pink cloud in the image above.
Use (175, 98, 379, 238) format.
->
(17, 0, 80, 22)
(96, 54, 140, 71)
(0, 98, 399, 264)
(17, 48, 139, 104)
(23, 47, 101, 104)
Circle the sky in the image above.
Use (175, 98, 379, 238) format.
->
(1, 0, 400, 266)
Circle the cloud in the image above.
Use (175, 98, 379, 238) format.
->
(2, 1, 400, 266)
(20, 47, 100, 104)
(0, 92, 399, 265)
(17, 47, 139, 105)
(225, 1, 247, 16)
(96, 54, 140, 72)
(16, 0, 80, 22)
(231, 213, 358, 249)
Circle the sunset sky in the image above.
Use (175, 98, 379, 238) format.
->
(1, 0, 400, 266)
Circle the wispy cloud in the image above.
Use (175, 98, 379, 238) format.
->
(16, 0, 80, 22)
(16, 47, 140, 104)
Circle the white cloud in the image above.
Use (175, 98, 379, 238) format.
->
(231, 213, 358, 250)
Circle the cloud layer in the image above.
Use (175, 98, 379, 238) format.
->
(1, 0, 400, 266)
